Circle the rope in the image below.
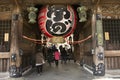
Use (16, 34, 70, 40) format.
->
(22, 35, 92, 45)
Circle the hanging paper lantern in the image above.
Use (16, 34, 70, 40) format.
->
(38, 5, 76, 38)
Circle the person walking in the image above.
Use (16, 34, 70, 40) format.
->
(47, 47, 54, 66)
(54, 49, 60, 67)
(35, 50, 45, 75)
(59, 45, 64, 64)
(61, 48, 67, 64)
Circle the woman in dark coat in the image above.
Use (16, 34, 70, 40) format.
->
(36, 52, 45, 74)
(47, 47, 54, 66)
(61, 48, 67, 64)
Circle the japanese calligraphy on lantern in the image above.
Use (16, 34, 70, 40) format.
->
(38, 5, 76, 38)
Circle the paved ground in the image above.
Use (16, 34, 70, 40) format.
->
(23, 61, 94, 80)
(1, 61, 94, 80)
(1, 60, 120, 80)
(0, 72, 9, 80)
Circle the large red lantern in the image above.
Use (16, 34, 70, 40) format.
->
(38, 5, 76, 38)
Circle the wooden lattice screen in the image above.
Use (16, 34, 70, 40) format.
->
(0, 20, 11, 52)
(103, 19, 120, 50)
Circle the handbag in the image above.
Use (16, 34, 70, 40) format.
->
(42, 59, 45, 64)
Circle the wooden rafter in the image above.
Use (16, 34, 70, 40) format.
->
(0, 0, 119, 5)
(0, 0, 119, 19)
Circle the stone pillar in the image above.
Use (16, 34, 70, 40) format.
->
(92, 7, 105, 76)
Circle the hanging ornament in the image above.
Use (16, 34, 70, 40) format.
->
(27, 6, 38, 24)
(49, 36, 65, 44)
(77, 5, 87, 22)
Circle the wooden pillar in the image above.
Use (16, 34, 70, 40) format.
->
(79, 33, 84, 65)
(92, 6, 105, 76)
(74, 44, 80, 62)
(9, 8, 22, 77)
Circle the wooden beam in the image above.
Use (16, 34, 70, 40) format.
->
(92, 0, 100, 4)
(24, 0, 91, 5)
(83, 19, 91, 29)
(96, 0, 101, 6)
(100, 0, 120, 4)
(10, 13, 20, 67)
(0, 52, 10, 58)
(105, 50, 120, 57)
(12, 0, 21, 13)
(0, 12, 12, 20)
(0, 0, 13, 5)
(0, 0, 119, 5)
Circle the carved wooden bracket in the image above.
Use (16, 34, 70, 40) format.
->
(0, 5, 13, 12)
(101, 4, 120, 18)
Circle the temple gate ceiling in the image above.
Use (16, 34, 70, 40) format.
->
(0, 0, 120, 19)
(0, 0, 120, 11)
(0, 0, 119, 11)
(0, 0, 120, 5)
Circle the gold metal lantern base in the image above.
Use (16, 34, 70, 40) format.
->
(50, 36, 65, 44)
